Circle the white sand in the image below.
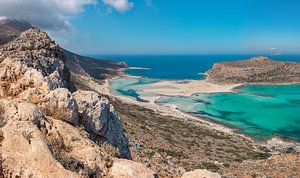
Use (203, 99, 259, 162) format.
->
(140, 80, 240, 96)
(105, 77, 245, 135)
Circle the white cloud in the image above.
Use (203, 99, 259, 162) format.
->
(0, 16, 7, 21)
(0, 0, 97, 32)
(268, 47, 277, 50)
(103, 0, 134, 12)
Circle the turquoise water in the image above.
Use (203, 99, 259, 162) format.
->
(156, 85, 300, 141)
(105, 55, 300, 141)
(109, 78, 160, 102)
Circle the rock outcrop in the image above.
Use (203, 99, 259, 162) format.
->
(181, 169, 221, 178)
(109, 159, 156, 178)
(0, 28, 154, 177)
(73, 90, 131, 159)
(205, 56, 300, 84)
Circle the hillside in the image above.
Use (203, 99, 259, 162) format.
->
(0, 19, 32, 45)
(64, 50, 127, 79)
(205, 56, 300, 84)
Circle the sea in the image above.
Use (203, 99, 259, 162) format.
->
(92, 54, 300, 141)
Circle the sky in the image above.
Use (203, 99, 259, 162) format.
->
(0, 0, 300, 55)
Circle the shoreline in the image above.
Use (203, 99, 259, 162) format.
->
(106, 74, 300, 148)
(107, 75, 246, 137)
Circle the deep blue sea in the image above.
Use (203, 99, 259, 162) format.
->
(92, 54, 300, 80)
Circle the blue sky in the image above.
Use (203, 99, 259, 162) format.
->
(2, 0, 299, 55)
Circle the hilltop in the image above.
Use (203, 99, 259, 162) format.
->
(205, 56, 300, 84)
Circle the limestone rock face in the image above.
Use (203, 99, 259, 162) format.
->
(1, 101, 78, 178)
(40, 88, 79, 124)
(73, 90, 131, 159)
(0, 27, 153, 178)
(0, 28, 74, 98)
(181, 169, 221, 178)
(109, 159, 156, 178)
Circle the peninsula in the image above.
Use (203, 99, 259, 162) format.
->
(205, 56, 300, 84)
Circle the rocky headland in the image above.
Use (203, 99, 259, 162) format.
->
(205, 56, 300, 84)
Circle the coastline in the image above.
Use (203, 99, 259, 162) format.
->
(106, 75, 247, 137)
(107, 71, 300, 146)
(106, 69, 300, 146)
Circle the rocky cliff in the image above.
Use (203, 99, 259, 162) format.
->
(205, 56, 300, 84)
(0, 28, 156, 177)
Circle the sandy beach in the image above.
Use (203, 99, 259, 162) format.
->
(105, 76, 246, 135)
(139, 79, 241, 96)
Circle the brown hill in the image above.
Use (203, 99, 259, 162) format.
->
(205, 56, 300, 84)
(0, 19, 32, 45)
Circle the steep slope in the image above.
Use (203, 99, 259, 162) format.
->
(205, 56, 300, 84)
(64, 49, 127, 80)
(0, 19, 32, 45)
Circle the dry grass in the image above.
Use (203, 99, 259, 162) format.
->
(41, 107, 71, 123)
(109, 97, 270, 177)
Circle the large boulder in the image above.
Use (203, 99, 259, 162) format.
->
(73, 90, 131, 159)
(109, 159, 156, 178)
(0, 101, 78, 178)
(181, 169, 221, 178)
(40, 88, 79, 125)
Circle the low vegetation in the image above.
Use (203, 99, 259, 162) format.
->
(109, 97, 270, 177)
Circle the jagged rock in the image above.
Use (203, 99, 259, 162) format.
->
(0, 28, 75, 97)
(0, 101, 78, 178)
(266, 137, 300, 154)
(109, 159, 156, 178)
(46, 119, 108, 177)
(73, 90, 131, 159)
(181, 169, 221, 178)
(0, 26, 155, 178)
(40, 88, 79, 125)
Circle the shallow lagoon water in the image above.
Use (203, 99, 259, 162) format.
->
(107, 55, 300, 141)
(110, 78, 300, 141)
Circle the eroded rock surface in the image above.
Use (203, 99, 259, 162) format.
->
(181, 169, 221, 178)
(0, 28, 148, 177)
(109, 159, 156, 178)
(73, 90, 131, 159)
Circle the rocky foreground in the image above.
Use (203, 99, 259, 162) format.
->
(205, 56, 300, 84)
(0, 28, 154, 177)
